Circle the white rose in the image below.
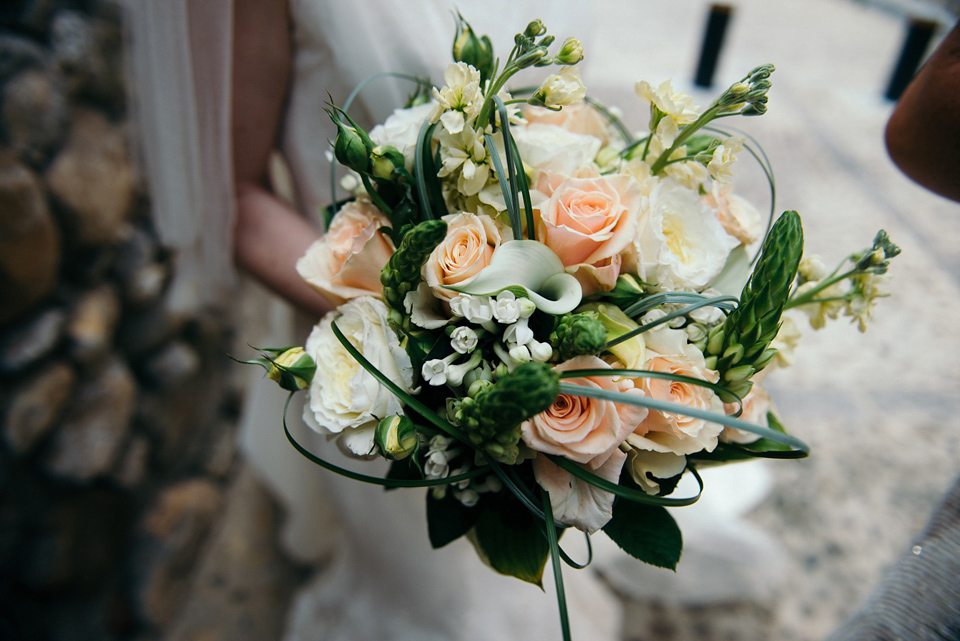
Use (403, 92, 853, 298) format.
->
(633, 177, 739, 291)
(302, 297, 414, 457)
(370, 102, 435, 171)
(510, 123, 602, 175)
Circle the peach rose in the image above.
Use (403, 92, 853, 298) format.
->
(702, 183, 763, 246)
(535, 171, 643, 275)
(721, 384, 772, 445)
(524, 103, 610, 146)
(296, 199, 394, 304)
(521, 355, 647, 468)
(532, 447, 627, 533)
(423, 212, 501, 301)
(627, 354, 724, 455)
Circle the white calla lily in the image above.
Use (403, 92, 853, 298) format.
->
(448, 240, 583, 315)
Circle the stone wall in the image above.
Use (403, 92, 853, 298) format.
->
(0, 2, 303, 639)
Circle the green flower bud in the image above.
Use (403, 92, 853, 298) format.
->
(601, 273, 647, 308)
(456, 362, 560, 464)
(578, 303, 645, 368)
(524, 19, 547, 37)
(332, 120, 371, 173)
(550, 311, 607, 361)
(267, 347, 316, 391)
(370, 145, 405, 181)
(453, 15, 495, 82)
(374, 415, 419, 461)
(555, 37, 584, 65)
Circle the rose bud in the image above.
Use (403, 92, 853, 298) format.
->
(267, 347, 316, 391)
(374, 415, 420, 461)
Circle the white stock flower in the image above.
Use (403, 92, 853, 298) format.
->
(532, 66, 587, 108)
(635, 79, 700, 126)
(451, 294, 494, 326)
(302, 298, 414, 458)
(430, 62, 484, 134)
(424, 435, 458, 479)
(437, 127, 490, 196)
(707, 136, 744, 183)
(633, 177, 739, 291)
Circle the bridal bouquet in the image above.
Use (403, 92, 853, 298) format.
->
(242, 16, 898, 638)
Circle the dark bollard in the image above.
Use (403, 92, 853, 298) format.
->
(694, 4, 734, 89)
(885, 17, 939, 101)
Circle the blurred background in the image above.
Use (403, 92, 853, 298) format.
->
(0, 0, 957, 639)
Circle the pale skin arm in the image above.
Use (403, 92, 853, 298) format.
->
(232, 0, 334, 318)
(885, 20, 960, 203)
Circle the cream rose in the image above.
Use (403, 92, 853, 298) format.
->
(631, 176, 739, 291)
(370, 102, 435, 170)
(510, 123, 602, 176)
(535, 171, 643, 272)
(302, 297, 414, 458)
(423, 212, 501, 301)
(296, 200, 394, 304)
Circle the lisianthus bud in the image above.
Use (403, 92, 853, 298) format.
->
(267, 347, 316, 391)
(374, 415, 419, 460)
(333, 120, 372, 173)
(555, 37, 584, 65)
(453, 16, 495, 82)
(601, 273, 646, 309)
(370, 145, 405, 181)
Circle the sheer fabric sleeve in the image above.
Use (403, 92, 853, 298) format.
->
(123, 0, 236, 313)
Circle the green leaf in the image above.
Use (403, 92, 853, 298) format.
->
(602, 474, 683, 570)
(471, 498, 550, 586)
(427, 490, 481, 548)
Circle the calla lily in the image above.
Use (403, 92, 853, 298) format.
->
(449, 240, 583, 314)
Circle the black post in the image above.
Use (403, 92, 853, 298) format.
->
(694, 4, 734, 89)
(885, 17, 939, 101)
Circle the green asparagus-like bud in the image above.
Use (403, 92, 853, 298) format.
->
(456, 362, 560, 464)
(380, 219, 448, 313)
(550, 312, 607, 361)
(374, 415, 419, 461)
(707, 210, 803, 398)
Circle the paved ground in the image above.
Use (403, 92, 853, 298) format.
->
(577, 1, 960, 639)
